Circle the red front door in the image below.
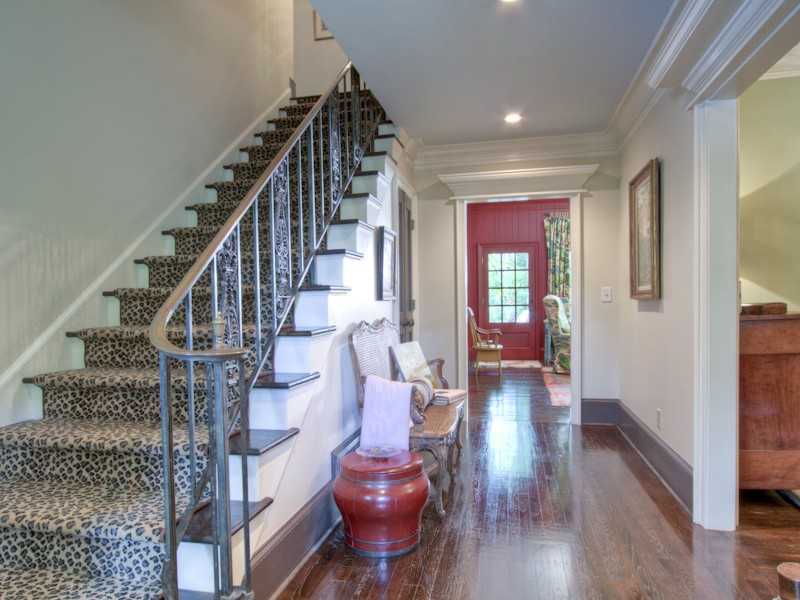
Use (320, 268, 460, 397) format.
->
(478, 242, 542, 360)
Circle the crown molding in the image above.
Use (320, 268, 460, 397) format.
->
(646, 0, 715, 89)
(682, 0, 797, 103)
(414, 131, 617, 172)
(438, 164, 599, 200)
(438, 165, 599, 184)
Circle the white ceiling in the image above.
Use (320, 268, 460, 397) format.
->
(314, 0, 673, 145)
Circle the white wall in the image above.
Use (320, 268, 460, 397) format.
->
(582, 190, 622, 400)
(739, 77, 800, 310)
(293, 0, 348, 96)
(0, 0, 293, 424)
(618, 90, 695, 464)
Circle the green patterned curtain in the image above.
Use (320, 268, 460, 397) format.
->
(544, 214, 571, 299)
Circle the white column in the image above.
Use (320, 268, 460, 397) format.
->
(693, 99, 739, 531)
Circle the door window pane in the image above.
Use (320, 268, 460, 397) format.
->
(486, 251, 533, 323)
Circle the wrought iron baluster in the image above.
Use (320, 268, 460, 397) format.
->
(235, 225, 244, 350)
(212, 360, 234, 594)
(306, 126, 317, 252)
(159, 351, 178, 600)
(206, 361, 221, 599)
(238, 356, 253, 590)
(351, 68, 362, 168)
(269, 177, 278, 334)
(184, 292, 196, 496)
(296, 141, 304, 278)
(252, 199, 262, 367)
(318, 112, 325, 234)
(327, 91, 342, 214)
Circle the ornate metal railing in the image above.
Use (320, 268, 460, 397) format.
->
(149, 62, 384, 599)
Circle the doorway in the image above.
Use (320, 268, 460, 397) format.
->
(467, 198, 570, 362)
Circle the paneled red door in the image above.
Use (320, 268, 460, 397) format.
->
(478, 243, 542, 360)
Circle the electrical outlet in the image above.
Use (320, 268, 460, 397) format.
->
(656, 408, 663, 431)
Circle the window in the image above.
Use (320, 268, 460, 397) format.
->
(487, 252, 530, 323)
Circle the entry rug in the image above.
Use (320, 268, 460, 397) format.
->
(501, 360, 542, 369)
(543, 372, 571, 406)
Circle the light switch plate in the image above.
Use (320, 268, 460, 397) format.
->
(600, 286, 613, 303)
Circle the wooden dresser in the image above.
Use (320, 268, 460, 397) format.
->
(740, 313, 800, 489)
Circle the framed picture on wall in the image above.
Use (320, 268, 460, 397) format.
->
(313, 11, 334, 41)
(629, 158, 661, 300)
(377, 227, 397, 301)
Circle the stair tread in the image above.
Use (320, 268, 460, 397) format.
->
(229, 427, 300, 455)
(0, 565, 162, 600)
(254, 371, 320, 389)
(278, 325, 337, 336)
(0, 417, 200, 454)
(183, 497, 272, 544)
(331, 218, 376, 230)
(316, 248, 364, 258)
(0, 478, 169, 544)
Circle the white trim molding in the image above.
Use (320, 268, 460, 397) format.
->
(438, 165, 599, 200)
(692, 99, 739, 531)
(682, 0, 800, 105)
(415, 132, 616, 172)
(647, 0, 716, 89)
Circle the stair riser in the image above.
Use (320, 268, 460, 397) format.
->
(116, 291, 259, 328)
(77, 330, 261, 371)
(40, 380, 209, 424)
(0, 528, 164, 584)
(142, 252, 306, 293)
(0, 444, 202, 492)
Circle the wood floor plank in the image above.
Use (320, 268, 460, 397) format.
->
(277, 368, 800, 599)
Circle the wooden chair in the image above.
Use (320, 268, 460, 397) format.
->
(467, 307, 503, 376)
(350, 318, 463, 517)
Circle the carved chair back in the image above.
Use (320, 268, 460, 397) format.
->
(350, 317, 401, 407)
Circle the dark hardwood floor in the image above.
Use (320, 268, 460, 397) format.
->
(276, 368, 800, 599)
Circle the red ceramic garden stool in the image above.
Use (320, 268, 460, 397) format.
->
(333, 451, 429, 558)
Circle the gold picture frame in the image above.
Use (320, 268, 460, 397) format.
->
(629, 159, 661, 300)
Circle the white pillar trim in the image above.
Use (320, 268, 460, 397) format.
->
(692, 99, 739, 531)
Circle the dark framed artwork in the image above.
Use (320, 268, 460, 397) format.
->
(629, 158, 661, 300)
(313, 11, 334, 41)
(377, 227, 397, 301)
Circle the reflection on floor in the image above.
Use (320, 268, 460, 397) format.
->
(275, 370, 800, 599)
(542, 371, 571, 406)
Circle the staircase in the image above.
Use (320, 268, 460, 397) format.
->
(0, 63, 391, 598)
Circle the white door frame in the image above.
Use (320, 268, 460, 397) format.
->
(454, 191, 584, 425)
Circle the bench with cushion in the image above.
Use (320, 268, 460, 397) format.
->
(349, 318, 464, 517)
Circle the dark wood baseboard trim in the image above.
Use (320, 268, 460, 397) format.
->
(581, 398, 621, 425)
(581, 398, 693, 513)
(251, 482, 340, 600)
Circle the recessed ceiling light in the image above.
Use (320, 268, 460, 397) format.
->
(500, 0, 519, 3)
(504, 112, 522, 124)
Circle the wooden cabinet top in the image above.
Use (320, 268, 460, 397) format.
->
(741, 312, 800, 355)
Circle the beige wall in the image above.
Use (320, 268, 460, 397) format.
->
(415, 158, 623, 401)
(618, 90, 695, 465)
(0, 0, 293, 422)
(293, 0, 348, 96)
(739, 77, 800, 310)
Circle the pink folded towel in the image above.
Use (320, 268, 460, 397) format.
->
(358, 375, 412, 457)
